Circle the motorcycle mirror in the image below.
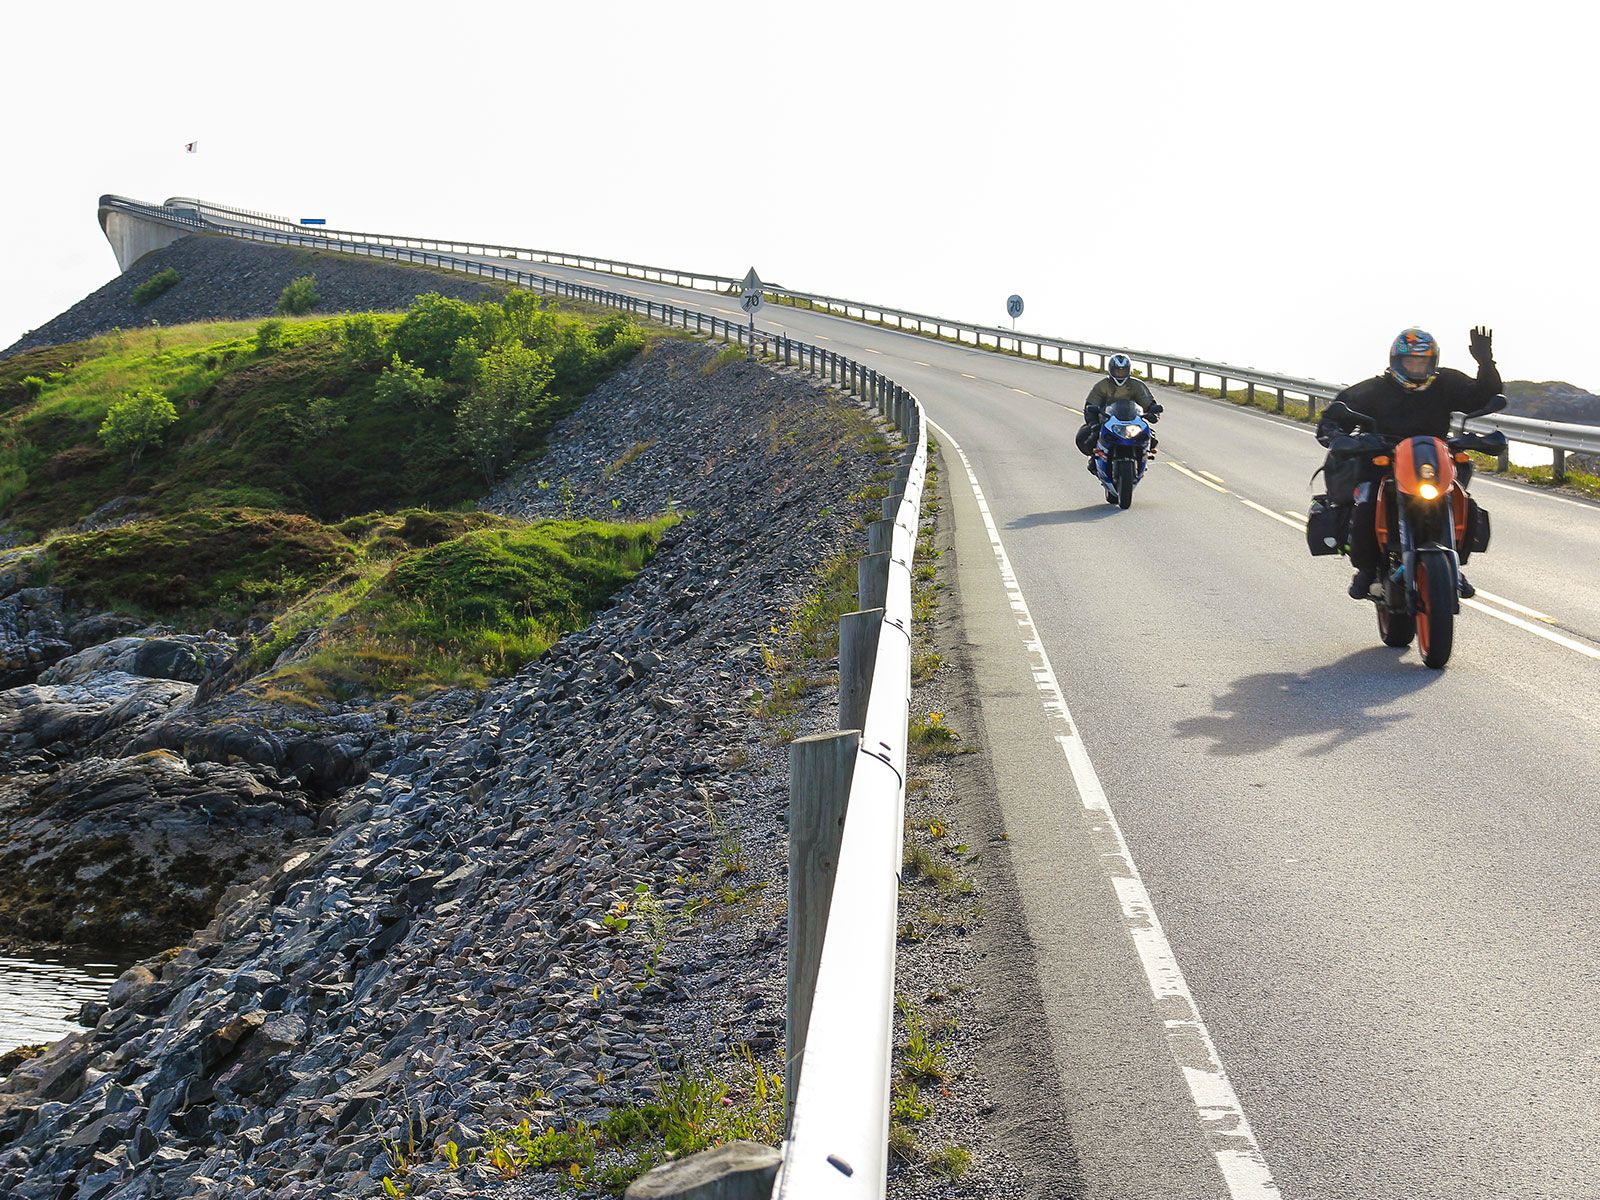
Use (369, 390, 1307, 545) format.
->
(1464, 393, 1509, 418)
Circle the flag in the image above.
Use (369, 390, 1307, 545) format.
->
(185, 142, 197, 153)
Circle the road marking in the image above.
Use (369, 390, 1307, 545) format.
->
(864, 347, 882, 354)
(1011, 387, 1034, 397)
(1238, 497, 1307, 531)
(1476, 477, 1598, 510)
(960, 372, 978, 380)
(913, 360, 931, 367)
(815, 335, 830, 341)
(714, 308, 739, 316)
(1471, 589, 1555, 622)
(929, 416, 1282, 1200)
(1167, 462, 1231, 494)
(1283, 510, 1308, 524)
(1199, 469, 1226, 484)
(1462, 600, 1600, 658)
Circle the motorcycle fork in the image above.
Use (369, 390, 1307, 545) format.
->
(1398, 492, 1460, 616)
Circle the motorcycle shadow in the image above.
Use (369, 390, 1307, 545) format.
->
(1171, 647, 1444, 758)
(1008, 504, 1126, 530)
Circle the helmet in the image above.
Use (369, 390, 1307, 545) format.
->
(1108, 353, 1132, 385)
(1388, 328, 1440, 392)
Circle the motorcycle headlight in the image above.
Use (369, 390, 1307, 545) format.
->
(1115, 422, 1144, 439)
(1418, 483, 1439, 500)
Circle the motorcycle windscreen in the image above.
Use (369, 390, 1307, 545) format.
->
(1104, 397, 1143, 422)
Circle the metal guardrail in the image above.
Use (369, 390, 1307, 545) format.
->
(97, 192, 924, 1196)
(119, 194, 1600, 482)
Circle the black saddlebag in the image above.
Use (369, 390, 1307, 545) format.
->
(1306, 495, 1349, 557)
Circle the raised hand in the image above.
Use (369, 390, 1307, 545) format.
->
(1469, 326, 1494, 365)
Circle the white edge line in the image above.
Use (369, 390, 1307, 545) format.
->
(1198, 469, 1227, 484)
(927, 415, 1283, 1200)
(1476, 476, 1598, 510)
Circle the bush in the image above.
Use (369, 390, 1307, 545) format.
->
(132, 268, 180, 305)
(255, 320, 285, 355)
(389, 293, 483, 374)
(277, 274, 320, 316)
(340, 314, 387, 368)
(374, 354, 449, 410)
(21, 376, 45, 401)
(454, 342, 555, 484)
(97, 388, 178, 465)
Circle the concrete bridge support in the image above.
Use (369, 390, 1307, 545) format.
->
(98, 205, 192, 272)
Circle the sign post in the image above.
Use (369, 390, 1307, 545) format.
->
(740, 267, 765, 359)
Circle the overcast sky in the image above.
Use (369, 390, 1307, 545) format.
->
(3, 1, 1593, 391)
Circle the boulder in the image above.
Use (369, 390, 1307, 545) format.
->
(0, 587, 72, 688)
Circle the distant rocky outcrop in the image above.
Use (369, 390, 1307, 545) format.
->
(2, 234, 503, 358)
(1502, 380, 1600, 424)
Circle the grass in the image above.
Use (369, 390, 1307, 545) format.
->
(259, 513, 678, 697)
(910, 651, 943, 682)
(701, 345, 745, 375)
(132, 268, 180, 305)
(907, 712, 966, 757)
(1466, 451, 1600, 501)
(459, 1052, 783, 1195)
(602, 438, 658, 480)
(929, 1144, 973, 1179)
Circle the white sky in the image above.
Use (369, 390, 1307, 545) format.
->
(3, 1, 1594, 390)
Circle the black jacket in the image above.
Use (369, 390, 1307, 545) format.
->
(1327, 361, 1503, 440)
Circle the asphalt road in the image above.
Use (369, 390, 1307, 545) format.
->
(281, 233, 1600, 1198)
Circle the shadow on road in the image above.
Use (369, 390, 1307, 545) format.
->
(1008, 503, 1124, 529)
(1173, 647, 1443, 757)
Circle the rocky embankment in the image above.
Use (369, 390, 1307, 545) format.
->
(3, 234, 501, 357)
(0, 337, 891, 1198)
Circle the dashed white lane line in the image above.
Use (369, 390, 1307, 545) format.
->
(960, 372, 978, 380)
(714, 307, 739, 316)
(814, 335, 830, 341)
(864, 347, 882, 354)
(1011, 387, 1034, 397)
(1167, 461, 1230, 493)
(913, 360, 931, 367)
(1165, 457, 1598, 661)
(929, 417, 1283, 1200)
(1198, 469, 1227, 484)
(1284, 510, 1308, 523)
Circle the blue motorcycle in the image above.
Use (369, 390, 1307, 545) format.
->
(1091, 396, 1161, 509)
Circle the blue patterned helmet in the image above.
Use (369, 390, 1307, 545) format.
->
(1389, 328, 1440, 392)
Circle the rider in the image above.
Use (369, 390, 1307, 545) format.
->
(1077, 354, 1162, 470)
(1320, 326, 1502, 599)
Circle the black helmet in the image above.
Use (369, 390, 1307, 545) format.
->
(1108, 353, 1132, 385)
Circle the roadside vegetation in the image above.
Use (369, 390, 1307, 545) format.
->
(0, 293, 663, 702)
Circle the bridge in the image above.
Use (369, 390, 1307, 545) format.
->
(97, 195, 1600, 1200)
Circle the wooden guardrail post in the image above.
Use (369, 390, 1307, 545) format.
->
(858, 551, 891, 612)
(867, 519, 895, 555)
(786, 730, 861, 1125)
(838, 609, 884, 733)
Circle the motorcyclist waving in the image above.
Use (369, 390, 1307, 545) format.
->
(1077, 354, 1162, 471)
(1318, 326, 1502, 599)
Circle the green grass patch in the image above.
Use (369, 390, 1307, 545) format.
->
(466, 1053, 783, 1195)
(1466, 451, 1600, 501)
(132, 268, 180, 305)
(262, 513, 677, 696)
(46, 507, 356, 621)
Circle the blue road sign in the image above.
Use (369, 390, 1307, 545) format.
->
(299, 218, 326, 225)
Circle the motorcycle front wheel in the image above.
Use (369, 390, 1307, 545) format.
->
(1115, 459, 1136, 510)
(1415, 550, 1456, 669)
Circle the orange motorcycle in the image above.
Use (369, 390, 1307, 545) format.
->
(1312, 400, 1506, 669)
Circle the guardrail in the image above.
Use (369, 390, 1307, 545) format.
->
(98, 191, 924, 1197)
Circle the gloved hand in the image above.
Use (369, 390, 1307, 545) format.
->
(1469, 326, 1494, 366)
(1146, 402, 1164, 416)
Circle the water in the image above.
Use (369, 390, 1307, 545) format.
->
(0, 953, 127, 1054)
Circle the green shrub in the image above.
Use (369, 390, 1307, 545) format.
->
(132, 269, 180, 305)
(277, 274, 320, 316)
(454, 341, 555, 484)
(374, 354, 449, 410)
(21, 376, 45, 401)
(255, 320, 285, 355)
(340, 313, 387, 368)
(97, 388, 178, 465)
(389, 293, 483, 374)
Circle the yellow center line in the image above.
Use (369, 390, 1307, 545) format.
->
(1238, 497, 1308, 530)
(1199, 469, 1226, 485)
(1283, 510, 1308, 524)
(1166, 461, 1231, 494)
(1471, 589, 1556, 623)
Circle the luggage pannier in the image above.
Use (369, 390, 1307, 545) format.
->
(1306, 495, 1349, 557)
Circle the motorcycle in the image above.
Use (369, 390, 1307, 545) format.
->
(1314, 398, 1507, 669)
(1091, 397, 1161, 509)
